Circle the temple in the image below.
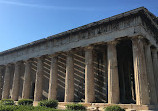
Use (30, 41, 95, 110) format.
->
(0, 7, 158, 110)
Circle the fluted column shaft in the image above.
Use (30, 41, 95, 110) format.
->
(48, 55, 58, 100)
(2, 64, 11, 99)
(132, 37, 150, 105)
(34, 57, 44, 101)
(64, 52, 74, 102)
(0, 66, 4, 99)
(107, 41, 120, 104)
(85, 46, 95, 103)
(11, 62, 21, 100)
(22, 60, 32, 99)
(151, 49, 158, 101)
(144, 44, 157, 104)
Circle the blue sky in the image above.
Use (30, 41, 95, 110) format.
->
(0, 0, 157, 52)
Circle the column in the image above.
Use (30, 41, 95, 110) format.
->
(11, 61, 22, 100)
(85, 46, 95, 103)
(0, 65, 4, 99)
(132, 37, 150, 105)
(144, 43, 157, 104)
(64, 51, 74, 102)
(48, 54, 58, 100)
(107, 41, 120, 104)
(2, 64, 11, 99)
(34, 57, 44, 101)
(151, 49, 158, 102)
(22, 60, 32, 99)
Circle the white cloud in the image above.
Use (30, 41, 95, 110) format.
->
(0, 0, 95, 11)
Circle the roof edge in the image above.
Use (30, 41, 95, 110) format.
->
(0, 7, 157, 55)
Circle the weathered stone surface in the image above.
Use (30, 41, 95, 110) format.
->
(11, 61, 22, 100)
(22, 60, 32, 99)
(85, 46, 95, 103)
(34, 57, 44, 101)
(151, 49, 158, 102)
(48, 55, 58, 100)
(0, 7, 158, 111)
(144, 43, 157, 104)
(64, 52, 74, 102)
(1, 7, 158, 66)
(0, 65, 4, 99)
(107, 41, 120, 104)
(2, 64, 11, 99)
(132, 37, 150, 105)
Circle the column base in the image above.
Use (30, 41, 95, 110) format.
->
(32, 101, 158, 111)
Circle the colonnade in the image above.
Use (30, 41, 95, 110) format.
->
(0, 36, 158, 105)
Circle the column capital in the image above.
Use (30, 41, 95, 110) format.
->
(131, 36, 146, 49)
(24, 59, 33, 64)
(6, 63, 12, 68)
(143, 39, 151, 47)
(50, 53, 59, 58)
(65, 50, 75, 56)
(151, 48, 158, 53)
(14, 61, 22, 65)
(84, 46, 94, 51)
(131, 35, 145, 42)
(36, 56, 45, 61)
(144, 43, 152, 47)
(107, 40, 118, 46)
(0, 65, 5, 69)
(66, 48, 82, 54)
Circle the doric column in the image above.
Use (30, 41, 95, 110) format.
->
(2, 64, 11, 99)
(107, 41, 120, 104)
(11, 61, 22, 100)
(0, 65, 4, 99)
(22, 60, 32, 99)
(132, 37, 150, 105)
(151, 49, 158, 102)
(144, 43, 157, 104)
(34, 57, 44, 101)
(48, 54, 58, 100)
(64, 51, 74, 102)
(85, 46, 95, 103)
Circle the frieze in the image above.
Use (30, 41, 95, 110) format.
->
(0, 7, 158, 65)
(61, 16, 141, 45)
(50, 16, 140, 49)
(141, 18, 158, 42)
(0, 16, 143, 65)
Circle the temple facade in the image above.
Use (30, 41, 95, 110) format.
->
(0, 7, 158, 110)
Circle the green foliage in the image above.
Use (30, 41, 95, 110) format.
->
(15, 106, 60, 111)
(18, 99, 33, 106)
(104, 105, 125, 111)
(66, 103, 86, 111)
(15, 105, 34, 111)
(1, 99, 15, 105)
(38, 100, 58, 108)
(0, 105, 18, 111)
(0, 105, 70, 111)
(32, 106, 63, 111)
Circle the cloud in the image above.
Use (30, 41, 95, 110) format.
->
(0, 0, 95, 11)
